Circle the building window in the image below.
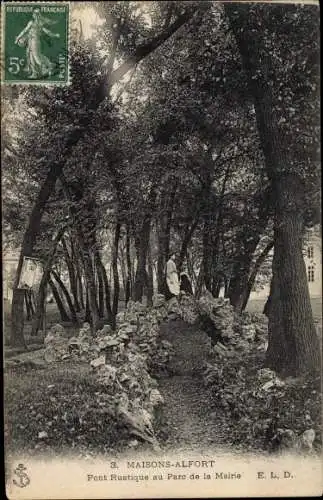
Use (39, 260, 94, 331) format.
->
(307, 246, 314, 259)
(308, 265, 315, 282)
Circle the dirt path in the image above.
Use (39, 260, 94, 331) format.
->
(157, 319, 227, 453)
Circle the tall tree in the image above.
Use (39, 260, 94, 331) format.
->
(225, 3, 320, 375)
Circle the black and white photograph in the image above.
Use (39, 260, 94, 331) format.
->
(2, 1, 322, 498)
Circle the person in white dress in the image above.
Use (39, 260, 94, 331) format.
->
(218, 277, 226, 298)
(165, 252, 180, 299)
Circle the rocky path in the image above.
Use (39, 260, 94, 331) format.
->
(157, 319, 228, 453)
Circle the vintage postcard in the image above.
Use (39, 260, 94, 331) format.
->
(2, 0, 321, 498)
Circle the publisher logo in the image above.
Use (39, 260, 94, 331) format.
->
(13, 464, 30, 488)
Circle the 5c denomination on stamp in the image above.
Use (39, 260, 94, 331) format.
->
(2, 2, 69, 84)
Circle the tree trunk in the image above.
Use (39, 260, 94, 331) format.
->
(164, 182, 177, 256)
(81, 246, 100, 333)
(178, 218, 200, 273)
(25, 290, 35, 320)
(84, 291, 91, 323)
(30, 289, 36, 312)
(211, 277, 220, 298)
(76, 267, 85, 310)
(11, 290, 27, 348)
(24, 290, 32, 321)
(31, 227, 66, 336)
(229, 202, 271, 311)
(48, 277, 70, 322)
(125, 224, 132, 305)
(265, 177, 320, 375)
(263, 277, 274, 318)
(147, 238, 154, 307)
(157, 184, 177, 292)
(241, 240, 274, 311)
(186, 252, 197, 292)
(157, 231, 167, 293)
(70, 239, 85, 310)
(209, 165, 231, 289)
(51, 269, 79, 324)
(112, 222, 121, 328)
(28, 290, 35, 315)
(78, 275, 84, 309)
(119, 250, 127, 300)
(201, 180, 213, 293)
(195, 261, 205, 299)
(226, 4, 320, 374)
(94, 252, 105, 318)
(202, 222, 213, 292)
(97, 254, 113, 323)
(133, 214, 152, 302)
(61, 236, 80, 312)
(228, 242, 259, 310)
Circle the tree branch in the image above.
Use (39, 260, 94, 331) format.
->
(248, 239, 274, 287)
(106, 19, 121, 78)
(163, 3, 174, 30)
(109, 6, 204, 87)
(112, 63, 138, 105)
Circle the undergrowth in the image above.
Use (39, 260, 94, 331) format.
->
(5, 362, 126, 457)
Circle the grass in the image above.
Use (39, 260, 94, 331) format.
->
(4, 361, 124, 458)
(247, 298, 322, 324)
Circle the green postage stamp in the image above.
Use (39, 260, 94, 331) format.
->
(2, 2, 69, 84)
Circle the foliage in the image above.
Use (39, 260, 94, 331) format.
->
(4, 362, 122, 457)
(4, 3, 319, 317)
(203, 346, 321, 453)
(175, 292, 322, 453)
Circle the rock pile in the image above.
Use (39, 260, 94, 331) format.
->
(201, 318, 267, 365)
(44, 324, 69, 363)
(89, 296, 175, 446)
(68, 322, 97, 360)
(165, 297, 182, 321)
(42, 295, 176, 446)
(179, 294, 200, 324)
(197, 292, 235, 343)
(152, 294, 169, 323)
(44, 322, 101, 363)
(200, 308, 320, 454)
(239, 311, 268, 349)
(176, 292, 269, 356)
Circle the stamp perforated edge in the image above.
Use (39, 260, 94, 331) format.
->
(1, 1, 71, 86)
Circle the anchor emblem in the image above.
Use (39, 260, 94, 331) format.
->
(13, 464, 30, 488)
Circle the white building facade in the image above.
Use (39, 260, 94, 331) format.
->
(250, 226, 322, 300)
(304, 228, 322, 298)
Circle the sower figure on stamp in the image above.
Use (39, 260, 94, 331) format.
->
(165, 252, 180, 300)
(15, 8, 60, 79)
